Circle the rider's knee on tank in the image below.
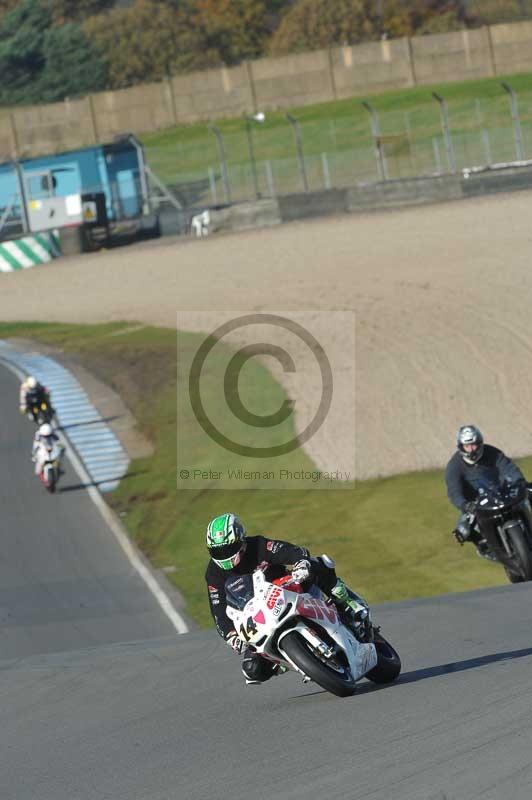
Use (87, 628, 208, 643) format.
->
(454, 512, 472, 539)
(310, 555, 338, 594)
(309, 556, 367, 612)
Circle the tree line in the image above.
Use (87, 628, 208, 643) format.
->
(1, 0, 532, 105)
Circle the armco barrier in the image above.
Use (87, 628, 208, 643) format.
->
(278, 189, 348, 222)
(185, 165, 532, 235)
(346, 175, 463, 211)
(207, 199, 281, 232)
(461, 164, 532, 196)
(0, 231, 60, 273)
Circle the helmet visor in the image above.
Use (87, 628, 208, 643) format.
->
(210, 541, 243, 570)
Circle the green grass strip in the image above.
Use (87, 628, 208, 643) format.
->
(1, 321, 529, 629)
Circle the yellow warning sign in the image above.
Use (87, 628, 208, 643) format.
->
(82, 201, 97, 222)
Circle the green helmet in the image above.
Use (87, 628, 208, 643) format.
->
(206, 513, 246, 570)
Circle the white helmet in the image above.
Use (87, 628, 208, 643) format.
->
(27, 376, 37, 389)
(457, 425, 484, 465)
(39, 423, 53, 437)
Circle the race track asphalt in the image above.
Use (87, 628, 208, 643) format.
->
(0, 362, 175, 660)
(3, 583, 532, 800)
(3, 362, 532, 799)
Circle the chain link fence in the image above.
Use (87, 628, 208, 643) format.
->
(145, 85, 532, 210)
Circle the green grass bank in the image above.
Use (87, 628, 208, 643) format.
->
(143, 70, 532, 197)
(2, 321, 529, 629)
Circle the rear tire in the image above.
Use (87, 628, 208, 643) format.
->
(505, 525, 532, 582)
(365, 632, 401, 684)
(280, 631, 357, 698)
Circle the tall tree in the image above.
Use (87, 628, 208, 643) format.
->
(0, 0, 52, 102)
(0, 0, 18, 19)
(467, 0, 527, 25)
(269, 0, 380, 55)
(194, 0, 271, 63)
(48, 0, 115, 24)
(84, 0, 219, 89)
(40, 22, 108, 101)
(375, 0, 469, 39)
(0, 0, 107, 104)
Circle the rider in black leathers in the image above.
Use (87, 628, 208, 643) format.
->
(205, 513, 367, 684)
(445, 425, 527, 553)
(19, 375, 53, 420)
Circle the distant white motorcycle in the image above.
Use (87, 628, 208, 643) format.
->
(225, 565, 401, 698)
(34, 440, 64, 493)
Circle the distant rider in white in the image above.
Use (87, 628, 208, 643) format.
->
(32, 423, 61, 476)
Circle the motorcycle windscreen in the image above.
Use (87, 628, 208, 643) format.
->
(225, 574, 254, 610)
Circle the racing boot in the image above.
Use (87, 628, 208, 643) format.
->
(330, 579, 370, 639)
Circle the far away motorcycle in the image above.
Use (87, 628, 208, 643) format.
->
(473, 482, 532, 583)
(28, 395, 54, 426)
(225, 565, 401, 698)
(34, 440, 64, 493)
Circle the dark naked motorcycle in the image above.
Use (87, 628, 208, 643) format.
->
(473, 482, 532, 583)
(27, 390, 54, 425)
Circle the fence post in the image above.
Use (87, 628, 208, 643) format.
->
(481, 129, 492, 165)
(406, 37, 417, 87)
(501, 82, 524, 161)
(265, 161, 275, 197)
(432, 138, 442, 174)
(9, 113, 19, 158)
(165, 76, 178, 127)
(432, 92, 456, 172)
(486, 25, 497, 77)
(208, 167, 217, 204)
(286, 114, 309, 192)
(321, 152, 331, 189)
(244, 113, 265, 199)
(208, 124, 231, 204)
(244, 61, 258, 115)
(362, 100, 388, 180)
(87, 95, 99, 144)
(327, 47, 338, 101)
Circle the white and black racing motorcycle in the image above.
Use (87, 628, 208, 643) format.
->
(225, 564, 401, 698)
(35, 440, 64, 493)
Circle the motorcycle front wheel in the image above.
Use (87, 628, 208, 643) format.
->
(45, 467, 57, 494)
(280, 630, 357, 698)
(504, 524, 532, 583)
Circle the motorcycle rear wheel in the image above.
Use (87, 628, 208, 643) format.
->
(280, 631, 357, 698)
(364, 632, 401, 684)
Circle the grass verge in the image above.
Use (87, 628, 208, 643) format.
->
(142, 69, 532, 190)
(2, 321, 530, 629)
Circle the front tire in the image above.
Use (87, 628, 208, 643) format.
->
(365, 632, 401, 684)
(280, 631, 357, 698)
(505, 524, 532, 582)
(45, 467, 57, 494)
